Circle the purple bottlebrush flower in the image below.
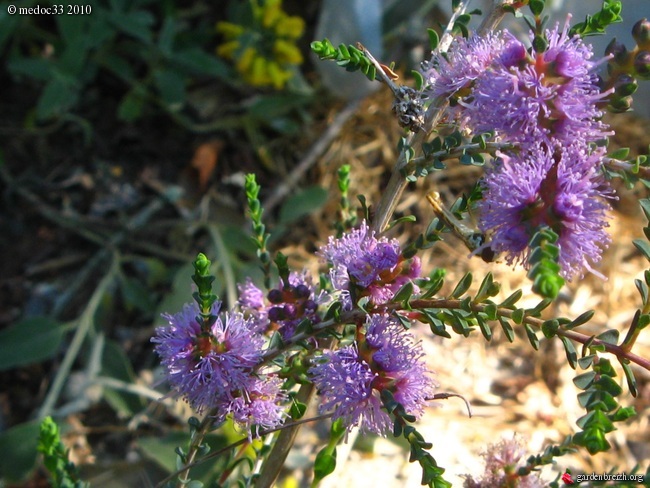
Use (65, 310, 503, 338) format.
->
(309, 344, 392, 436)
(227, 375, 287, 435)
(152, 302, 266, 414)
(319, 221, 421, 309)
(421, 32, 508, 102)
(464, 18, 612, 148)
(478, 146, 612, 279)
(238, 271, 326, 339)
(463, 436, 544, 488)
(309, 314, 436, 436)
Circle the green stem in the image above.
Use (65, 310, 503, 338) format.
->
(38, 254, 120, 419)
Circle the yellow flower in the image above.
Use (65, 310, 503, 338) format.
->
(216, 21, 245, 39)
(273, 39, 303, 65)
(274, 16, 304, 39)
(215, 0, 304, 89)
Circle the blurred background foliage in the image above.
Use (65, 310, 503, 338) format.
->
(0, 0, 444, 484)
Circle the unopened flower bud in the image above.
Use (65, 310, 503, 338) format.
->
(632, 18, 650, 48)
(294, 284, 310, 299)
(634, 51, 650, 79)
(267, 289, 283, 304)
(268, 306, 286, 321)
(605, 38, 629, 66)
(609, 94, 633, 112)
(613, 73, 638, 96)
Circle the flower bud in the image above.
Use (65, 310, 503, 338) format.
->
(634, 51, 650, 79)
(609, 94, 633, 113)
(267, 289, 283, 304)
(294, 284, 310, 299)
(605, 38, 629, 66)
(613, 73, 638, 97)
(632, 18, 650, 49)
(268, 306, 286, 321)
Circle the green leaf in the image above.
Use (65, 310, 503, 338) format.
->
(498, 317, 515, 342)
(36, 78, 79, 120)
(619, 360, 638, 397)
(313, 447, 337, 481)
(511, 308, 525, 325)
(573, 371, 596, 390)
(0, 317, 66, 371)
(596, 329, 619, 345)
(541, 319, 559, 338)
(523, 323, 540, 350)
(289, 400, 307, 420)
(499, 289, 522, 308)
(173, 47, 232, 79)
(450, 272, 472, 298)
(393, 281, 415, 308)
(278, 186, 328, 224)
(595, 374, 623, 397)
(633, 238, 650, 262)
(153, 69, 186, 107)
(7, 57, 52, 81)
(578, 354, 596, 369)
(117, 86, 146, 121)
(108, 9, 155, 42)
(567, 310, 595, 329)
(427, 28, 439, 51)
(0, 420, 41, 482)
(559, 336, 578, 369)
(476, 314, 492, 341)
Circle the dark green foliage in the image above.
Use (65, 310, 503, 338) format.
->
(38, 417, 88, 488)
(310, 39, 378, 81)
(569, 0, 623, 37)
(245, 174, 273, 288)
(526, 228, 565, 299)
(2, 1, 230, 121)
(381, 391, 451, 488)
(573, 357, 635, 454)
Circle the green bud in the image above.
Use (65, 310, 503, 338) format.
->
(613, 73, 638, 96)
(609, 94, 633, 112)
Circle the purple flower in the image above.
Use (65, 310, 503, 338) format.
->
(478, 146, 612, 279)
(310, 344, 391, 436)
(464, 19, 612, 147)
(421, 32, 507, 101)
(227, 375, 287, 435)
(152, 302, 265, 414)
(238, 271, 326, 339)
(309, 314, 436, 436)
(319, 221, 421, 308)
(463, 436, 544, 488)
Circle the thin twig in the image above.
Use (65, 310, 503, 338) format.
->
(38, 254, 120, 419)
(371, 0, 511, 234)
(154, 412, 334, 488)
(263, 100, 360, 213)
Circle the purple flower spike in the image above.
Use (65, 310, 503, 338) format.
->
(310, 345, 392, 436)
(319, 221, 420, 308)
(465, 18, 612, 148)
(478, 146, 612, 279)
(421, 32, 507, 101)
(310, 315, 436, 436)
(152, 302, 265, 413)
